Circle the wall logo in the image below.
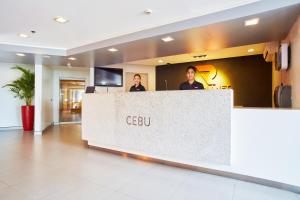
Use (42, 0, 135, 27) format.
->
(126, 116, 150, 127)
(195, 65, 231, 89)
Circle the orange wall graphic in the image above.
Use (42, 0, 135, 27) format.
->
(195, 65, 231, 89)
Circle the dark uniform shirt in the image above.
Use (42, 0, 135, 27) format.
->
(179, 81, 204, 90)
(130, 84, 146, 92)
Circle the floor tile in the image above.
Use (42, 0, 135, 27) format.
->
(145, 164, 191, 182)
(56, 180, 114, 200)
(0, 187, 33, 200)
(233, 181, 299, 200)
(0, 125, 298, 200)
(170, 171, 235, 200)
(103, 192, 139, 200)
(0, 181, 8, 190)
(117, 172, 184, 200)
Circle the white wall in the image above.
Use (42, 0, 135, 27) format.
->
(52, 67, 90, 124)
(93, 64, 156, 93)
(0, 63, 34, 129)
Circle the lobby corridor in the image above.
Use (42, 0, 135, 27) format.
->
(0, 125, 298, 200)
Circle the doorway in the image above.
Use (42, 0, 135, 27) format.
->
(59, 80, 85, 123)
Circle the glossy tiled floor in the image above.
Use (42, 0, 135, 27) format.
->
(0, 125, 299, 200)
(59, 111, 81, 122)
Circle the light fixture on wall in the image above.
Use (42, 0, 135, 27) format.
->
(244, 18, 260, 26)
(158, 60, 164, 63)
(161, 36, 174, 42)
(248, 48, 255, 53)
(16, 53, 26, 57)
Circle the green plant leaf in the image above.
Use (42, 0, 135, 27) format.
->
(2, 66, 35, 106)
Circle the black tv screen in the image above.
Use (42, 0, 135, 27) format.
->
(94, 67, 123, 87)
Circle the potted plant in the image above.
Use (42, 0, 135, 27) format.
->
(3, 66, 35, 131)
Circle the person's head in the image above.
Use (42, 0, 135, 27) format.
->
(186, 66, 196, 82)
(133, 74, 142, 85)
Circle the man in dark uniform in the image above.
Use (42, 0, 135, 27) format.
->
(129, 74, 146, 92)
(179, 66, 204, 90)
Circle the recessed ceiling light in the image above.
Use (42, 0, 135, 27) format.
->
(54, 16, 69, 23)
(68, 57, 77, 61)
(108, 48, 118, 52)
(245, 18, 260, 26)
(158, 60, 164, 63)
(16, 53, 25, 57)
(248, 48, 255, 52)
(161, 36, 174, 42)
(144, 9, 153, 15)
(18, 33, 29, 38)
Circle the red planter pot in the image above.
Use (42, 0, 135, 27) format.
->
(21, 105, 34, 131)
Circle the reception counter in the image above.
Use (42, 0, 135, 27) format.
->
(82, 90, 233, 165)
(82, 90, 300, 192)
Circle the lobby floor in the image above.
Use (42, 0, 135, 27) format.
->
(0, 125, 299, 200)
(59, 110, 81, 123)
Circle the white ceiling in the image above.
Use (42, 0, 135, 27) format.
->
(0, 0, 260, 49)
(127, 43, 266, 66)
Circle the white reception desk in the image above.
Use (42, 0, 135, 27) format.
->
(82, 90, 300, 192)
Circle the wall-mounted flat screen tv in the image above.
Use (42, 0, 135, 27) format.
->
(94, 67, 123, 87)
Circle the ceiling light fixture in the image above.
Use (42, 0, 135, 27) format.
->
(144, 9, 153, 15)
(158, 60, 164, 63)
(161, 36, 174, 42)
(54, 16, 69, 23)
(245, 18, 260, 26)
(108, 48, 118, 52)
(16, 53, 26, 57)
(18, 33, 29, 38)
(68, 57, 77, 61)
(248, 48, 255, 53)
(43, 55, 50, 58)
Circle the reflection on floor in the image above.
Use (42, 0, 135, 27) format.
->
(59, 111, 81, 122)
(0, 125, 299, 200)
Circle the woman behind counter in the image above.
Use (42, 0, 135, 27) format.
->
(129, 74, 146, 92)
(179, 66, 204, 90)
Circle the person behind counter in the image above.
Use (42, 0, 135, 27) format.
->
(130, 74, 146, 92)
(179, 66, 204, 90)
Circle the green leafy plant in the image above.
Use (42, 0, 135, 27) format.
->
(2, 66, 35, 106)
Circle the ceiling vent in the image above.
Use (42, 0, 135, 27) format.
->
(193, 55, 207, 59)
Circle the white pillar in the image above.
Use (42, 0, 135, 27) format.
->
(34, 64, 43, 135)
(34, 64, 54, 135)
(89, 67, 94, 86)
